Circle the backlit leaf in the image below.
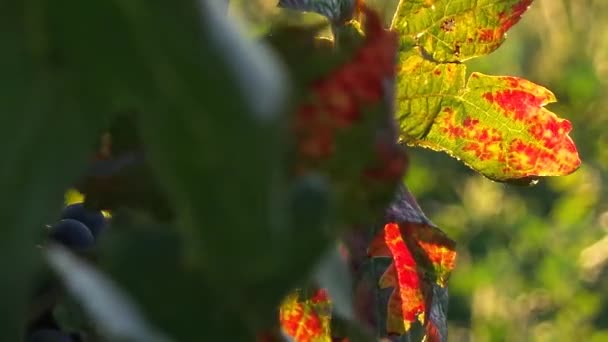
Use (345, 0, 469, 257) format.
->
(368, 186, 456, 337)
(391, 0, 534, 62)
(279, 289, 332, 342)
(402, 223, 456, 287)
(369, 223, 424, 334)
(396, 49, 580, 182)
(391, 0, 580, 181)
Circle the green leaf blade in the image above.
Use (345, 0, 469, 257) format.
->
(0, 3, 110, 338)
(395, 48, 466, 139)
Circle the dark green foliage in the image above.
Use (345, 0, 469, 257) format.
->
(27, 329, 74, 342)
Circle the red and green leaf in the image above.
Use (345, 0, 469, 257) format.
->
(286, 5, 408, 223)
(402, 223, 456, 287)
(392, 0, 580, 182)
(369, 222, 456, 336)
(395, 50, 580, 181)
(279, 289, 333, 342)
(369, 222, 425, 333)
(367, 186, 456, 338)
(274, 0, 579, 341)
(391, 0, 534, 62)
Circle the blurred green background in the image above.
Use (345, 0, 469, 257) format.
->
(414, 1, 608, 341)
(231, 0, 608, 340)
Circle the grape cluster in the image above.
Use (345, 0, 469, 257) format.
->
(27, 203, 108, 342)
(48, 203, 107, 251)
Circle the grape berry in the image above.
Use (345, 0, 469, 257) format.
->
(60, 204, 106, 237)
(30, 202, 108, 341)
(48, 219, 95, 252)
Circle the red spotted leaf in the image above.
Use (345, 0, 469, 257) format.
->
(367, 186, 456, 338)
(285, 6, 409, 223)
(369, 222, 456, 336)
(391, 0, 580, 181)
(279, 289, 333, 342)
(391, 0, 534, 62)
(396, 48, 580, 182)
(401, 223, 456, 287)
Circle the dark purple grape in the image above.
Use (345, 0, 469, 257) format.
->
(48, 219, 95, 251)
(60, 203, 106, 237)
(27, 329, 73, 342)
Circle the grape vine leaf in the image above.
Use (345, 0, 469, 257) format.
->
(98, 227, 254, 341)
(369, 222, 425, 333)
(392, 0, 534, 62)
(131, 0, 291, 283)
(1, 2, 112, 338)
(279, 289, 332, 341)
(393, 0, 581, 182)
(46, 245, 170, 342)
(368, 186, 456, 338)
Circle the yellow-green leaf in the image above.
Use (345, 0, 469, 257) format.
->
(391, 0, 533, 62)
(397, 49, 580, 181)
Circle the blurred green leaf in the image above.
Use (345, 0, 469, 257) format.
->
(106, 1, 340, 333)
(46, 245, 170, 342)
(0, 2, 109, 339)
(124, 0, 292, 279)
(98, 224, 254, 341)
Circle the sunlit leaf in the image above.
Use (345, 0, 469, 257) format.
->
(391, 0, 580, 181)
(369, 223, 425, 334)
(396, 49, 580, 182)
(391, 0, 534, 62)
(402, 223, 456, 287)
(368, 186, 456, 337)
(279, 289, 332, 342)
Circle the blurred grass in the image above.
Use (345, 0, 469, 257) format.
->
(233, 0, 608, 340)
